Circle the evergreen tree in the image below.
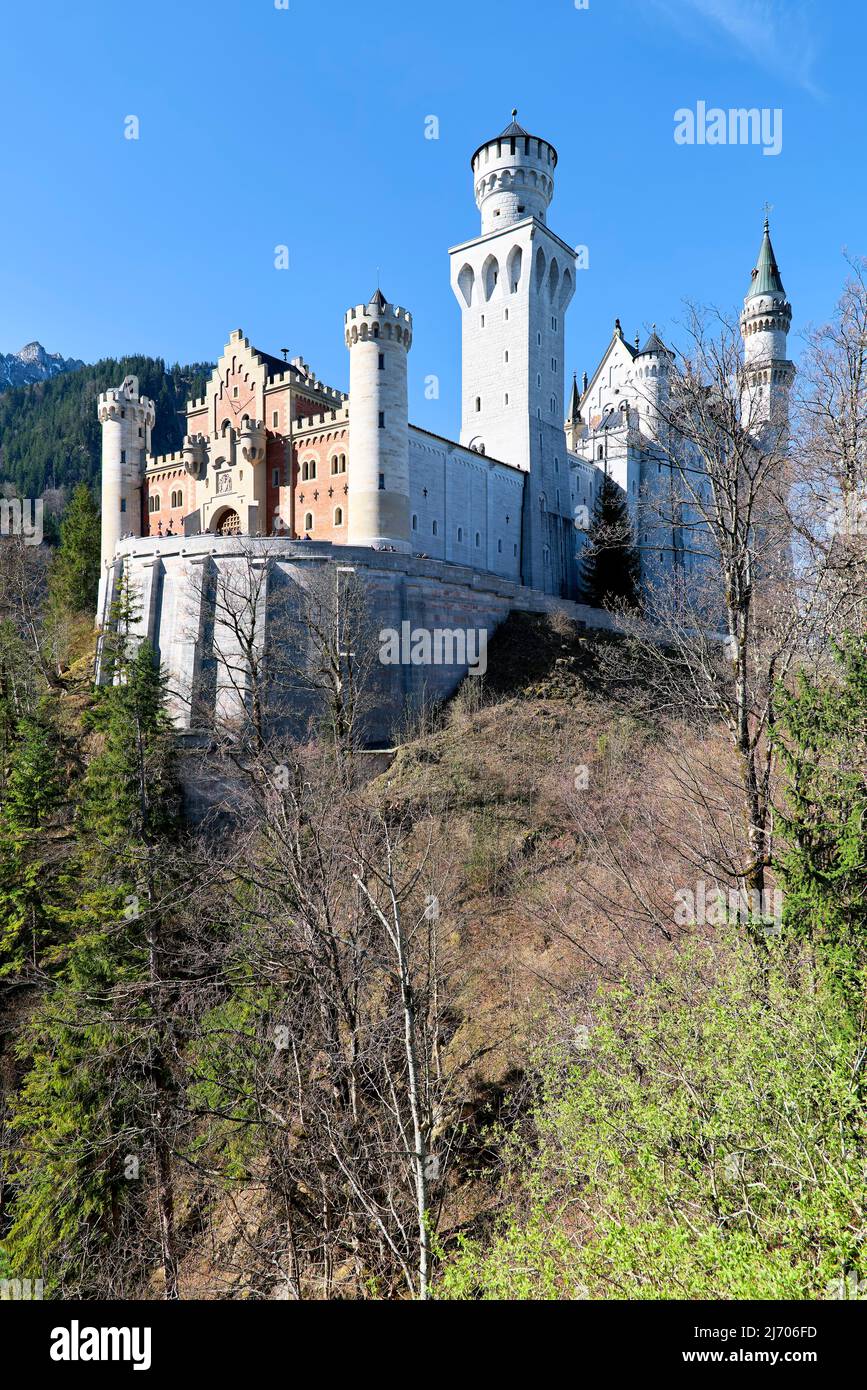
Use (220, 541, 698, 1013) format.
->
(579, 473, 642, 610)
(5, 640, 185, 1297)
(773, 635, 867, 1007)
(0, 707, 67, 978)
(49, 483, 101, 614)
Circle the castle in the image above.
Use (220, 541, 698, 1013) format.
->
(96, 114, 793, 739)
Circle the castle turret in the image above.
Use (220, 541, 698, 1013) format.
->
(565, 373, 582, 452)
(739, 219, 794, 435)
(96, 375, 154, 621)
(471, 109, 557, 234)
(450, 111, 575, 594)
(344, 289, 413, 552)
(634, 327, 672, 436)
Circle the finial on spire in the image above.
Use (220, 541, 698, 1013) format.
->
(511, 107, 518, 120)
(762, 200, 773, 231)
(614, 317, 622, 337)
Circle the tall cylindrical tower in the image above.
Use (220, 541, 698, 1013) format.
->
(739, 219, 794, 435)
(344, 289, 412, 552)
(96, 375, 154, 618)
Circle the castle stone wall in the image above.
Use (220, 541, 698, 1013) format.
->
(98, 536, 616, 746)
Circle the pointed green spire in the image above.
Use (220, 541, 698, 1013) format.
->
(747, 219, 785, 299)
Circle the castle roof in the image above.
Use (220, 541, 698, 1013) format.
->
(253, 347, 304, 381)
(368, 288, 388, 310)
(746, 220, 785, 299)
(499, 113, 529, 139)
(567, 372, 581, 420)
(636, 328, 669, 357)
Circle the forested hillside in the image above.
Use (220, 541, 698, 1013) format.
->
(0, 356, 212, 498)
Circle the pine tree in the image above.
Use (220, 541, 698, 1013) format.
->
(579, 473, 642, 610)
(5, 642, 185, 1297)
(773, 635, 867, 1008)
(49, 483, 101, 614)
(0, 707, 68, 979)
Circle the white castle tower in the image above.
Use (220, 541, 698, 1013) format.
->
(344, 289, 413, 552)
(449, 111, 576, 594)
(96, 375, 154, 622)
(739, 219, 794, 438)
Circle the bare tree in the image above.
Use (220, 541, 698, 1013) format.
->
(619, 307, 812, 902)
(792, 256, 867, 639)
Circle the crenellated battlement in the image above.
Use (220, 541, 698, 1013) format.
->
(344, 299, 413, 350)
(97, 375, 156, 428)
(294, 404, 351, 432)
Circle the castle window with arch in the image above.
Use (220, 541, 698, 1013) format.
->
(378, 353, 385, 370)
(378, 411, 385, 428)
(457, 526, 463, 542)
(475, 531, 481, 547)
(432, 519, 438, 536)
(333, 506, 343, 526)
(303, 512, 313, 533)
(412, 513, 418, 531)
(475, 397, 481, 412)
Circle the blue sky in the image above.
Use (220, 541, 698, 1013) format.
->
(1, 0, 864, 437)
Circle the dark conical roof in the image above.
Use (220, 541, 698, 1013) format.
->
(369, 288, 388, 310)
(637, 328, 668, 356)
(567, 372, 581, 420)
(500, 108, 529, 139)
(747, 220, 785, 299)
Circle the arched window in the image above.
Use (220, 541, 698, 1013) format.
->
(303, 512, 314, 533)
(475, 531, 481, 547)
(220, 419, 231, 433)
(432, 519, 438, 536)
(302, 459, 317, 482)
(457, 526, 463, 542)
(333, 506, 343, 526)
(412, 513, 418, 531)
(481, 254, 500, 301)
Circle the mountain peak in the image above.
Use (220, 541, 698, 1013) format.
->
(0, 341, 84, 391)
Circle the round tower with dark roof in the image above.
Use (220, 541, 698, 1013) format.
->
(344, 288, 413, 552)
(739, 219, 794, 434)
(471, 109, 557, 235)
